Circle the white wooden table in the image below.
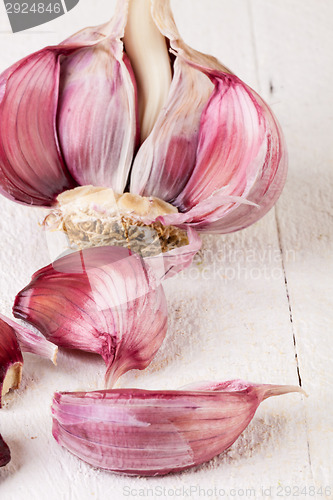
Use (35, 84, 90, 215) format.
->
(0, 1, 332, 498)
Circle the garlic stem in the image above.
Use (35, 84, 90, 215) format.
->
(124, 0, 172, 141)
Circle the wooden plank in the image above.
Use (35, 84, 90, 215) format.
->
(251, 0, 333, 492)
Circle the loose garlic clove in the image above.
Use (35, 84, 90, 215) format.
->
(0, 433, 10, 467)
(0, 318, 23, 408)
(0, 314, 57, 364)
(51, 381, 305, 476)
(13, 246, 168, 387)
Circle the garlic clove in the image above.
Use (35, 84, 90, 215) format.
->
(175, 75, 268, 210)
(13, 246, 168, 387)
(0, 313, 57, 364)
(129, 57, 214, 202)
(173, 76, 287, 233)
(0, 19, 119, 207)
(123, 0, 172, 142)
(0, 50, 75, 206)
(51, 381, 305, 476)
(0, 318, 23, 408)
(0, 433, 11, 467)
(130, 0, 287, 233)
(58, 5, 138, 192)
(0, 1, 137, 206)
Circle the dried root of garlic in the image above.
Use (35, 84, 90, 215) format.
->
(44, 186, 189, 256)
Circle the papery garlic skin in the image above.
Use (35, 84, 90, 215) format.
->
(13, 246, 168, 386)
(51, 380, 304, 476)
(0, 2, 136, 205)
(0, 49, 75, 206)
(57, 7, 138, 191)
(0, 318, 23, 408)
(129, 57, 214, 203)
(130, 0, 287, 233)
(0, 433, 10, 467)
(0, 313, 57, 364)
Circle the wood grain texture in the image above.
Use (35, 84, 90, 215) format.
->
(0, 1, 332, 498)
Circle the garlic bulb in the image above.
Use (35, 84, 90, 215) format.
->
(0, 0, 286, 244)
(13, 245, 169, 386)
(0, 317, 23, 408)
(0, 433, 10, 467)
(51, 380, 304, 476)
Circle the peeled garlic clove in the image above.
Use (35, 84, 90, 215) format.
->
(0, 318, 23, 408)
(0, 433, 10, 467)
(123, 0, 172, 142)
(0, 313, 57, 364)
(13, 246, 168, 386)
(58, 3, 138, 192)
(51, 381, 304, 476)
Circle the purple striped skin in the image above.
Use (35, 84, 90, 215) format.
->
(13, 246, 168, 387)
(129, 58, 214, 203)
(51, 381, 304, 476)
(144, 71, 287, 234)
(0, 314, 57, 364)
(0, 4, 137, 206)
(0, 433, 10, 467)
(57, 34, 137, 193)
(129, 0, 288, 233)
(0, 318, 23, 408)
(131, 67, 287, 234)
(0, 48, 76, 206)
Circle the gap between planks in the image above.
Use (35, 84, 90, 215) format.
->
(275, 205, 314, 484)
(247, 0, 314, 483)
